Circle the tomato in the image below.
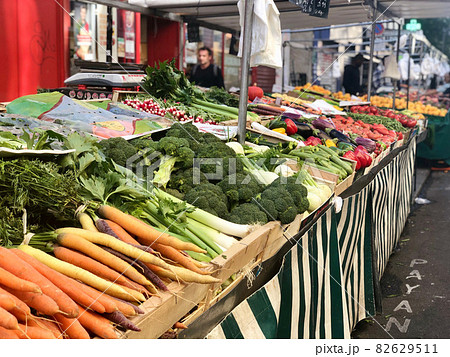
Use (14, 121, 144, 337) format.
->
(369, 106, 378, 115)
(399, 117, 408, 126)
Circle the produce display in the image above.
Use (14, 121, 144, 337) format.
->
(0, 61, 423, 339)
(361, 95, 447, 117)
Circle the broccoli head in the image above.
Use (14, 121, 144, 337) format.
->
(257, 185, 299, 224)
(201, 132, 222, 144)
(165, 122, 203, 151)
(268, 176, 309, 214)
(217, 172, 262, 207)
(256, 198, 278, 221)
(184, 183, 229, 219)
(196, 141, 244, 178)
(167, 168, 208, 193)
(226, 203, 268, 225)
(129, 135, 156, 151)
(151, 137, 195, 188)
(99, 137, 138, 167)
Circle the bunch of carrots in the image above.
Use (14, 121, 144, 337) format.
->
(0, 204, 220, 339)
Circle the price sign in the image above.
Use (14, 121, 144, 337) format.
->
(301, 0, 314, 14)
(187, 23, 200, 43)
(310, 0, 330, 18)
(288, 0, 313, 14)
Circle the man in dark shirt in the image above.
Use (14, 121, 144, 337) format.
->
(190, 47, 225, 89)
(343, 54, 365, 95)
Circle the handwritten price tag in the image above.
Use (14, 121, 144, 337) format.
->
(310, 0, 330, 18)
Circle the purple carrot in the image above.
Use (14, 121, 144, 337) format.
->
(95, 218, 121, 238)
(112, 297, 145, 315)
(100, 246, 169, 292)
(104, 310, 141, 332)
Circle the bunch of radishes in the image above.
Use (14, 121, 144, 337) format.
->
(165, 107, 217, 124)
(123, 98, 218, 125)
(123, 98, 166, 116)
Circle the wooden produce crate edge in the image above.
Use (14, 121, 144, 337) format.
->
(335, 171, 355, 196)
(111, 90, 142, 103)
(179, 214, 305, 330)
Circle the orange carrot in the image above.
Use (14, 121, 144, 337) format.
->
(98, 205, 205, 253)
(54, 314, 90, 339)
(1, 248, 79, 318)
(15, 323, 56, 339)
(2, 286, 60, 317)
(152, 243, 209, 275)
(52, 246, 142, 291)
(173, 321, 188, 329)
(77, 283, 136, 317)
(75, 284, 119, 314)
(27, 318, 63, 339)
(0, 306, 19, 330)
(145, 263, 178, 281)
(18, 245, 142, 303)
(0, 292, 16, 311)
(117, 279, 150, 297)
(0, 286, 31, 321)
(75, 305, 118, 339)
(103, 219, 139, 245)
(0, 266, 42, 293)
(0, 326, 19, 339)
(56, 233, 152, 288)
(10, 250, 106, 314)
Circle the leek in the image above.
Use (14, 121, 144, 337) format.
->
(154, 188, 254, 238)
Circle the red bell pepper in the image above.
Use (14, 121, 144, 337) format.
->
(343, 151, 361, 171)
(354, 145, 372, 168)
(284, 118, 298, 136)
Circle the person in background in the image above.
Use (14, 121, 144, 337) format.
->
(343, 54, 365, 95)
(190, 47, 225, 89)
(426, 72, 450, 97)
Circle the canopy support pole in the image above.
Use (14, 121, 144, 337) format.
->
(392, 22, 401, 110)
(366, 0, 377, 101)
(237, 0, 254, 145)
(406, 34, 412, 110)
(282, 41, 286, 93)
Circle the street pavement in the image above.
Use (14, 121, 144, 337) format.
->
(352, 171, 450, 339)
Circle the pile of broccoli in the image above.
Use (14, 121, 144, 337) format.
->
(99, 123, 309, 226)
(256, 175, 309, 224)
(99, 137, 138, 167)
(217, 173, 262, 208)
(184, 183, 229, 219)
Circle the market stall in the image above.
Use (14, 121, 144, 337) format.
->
(0, 73, 427, 339)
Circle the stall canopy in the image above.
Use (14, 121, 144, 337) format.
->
(129, 0, 450, 34)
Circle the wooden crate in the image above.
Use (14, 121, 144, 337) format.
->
(334, 171, 355, 196)
(120, 281, 212, 339)
(111, 90, 142, 103)
(303, 163, 339, 185)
